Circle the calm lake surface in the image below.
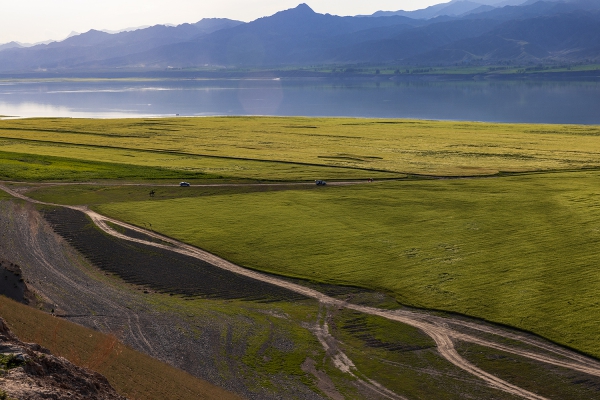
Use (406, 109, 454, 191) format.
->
(0, 79, 599, 124)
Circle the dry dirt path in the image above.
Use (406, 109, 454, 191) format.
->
(3, 184, 600, 400)
(0, 179, 368, 188)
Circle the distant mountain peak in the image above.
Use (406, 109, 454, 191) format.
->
(294, 3, 315, 12)
(1, 0, 599, 71)
(282, 3, 316, 15)
(266, 3, 316, 22)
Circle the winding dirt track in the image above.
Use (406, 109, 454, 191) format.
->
(4, 183, 600, 400)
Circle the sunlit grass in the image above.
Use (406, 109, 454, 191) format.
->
(0, 117, 599, 177)
(0, 150, 220, 182)
(97, 170, 600, 357)
(0, 141, 399, 182)
(5, 116, 600, 359)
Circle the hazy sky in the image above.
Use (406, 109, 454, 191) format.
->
(1, 0, 442, 44)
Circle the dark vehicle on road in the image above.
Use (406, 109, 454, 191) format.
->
(179, 182, 190, 187)
(315, 180, 327, 186)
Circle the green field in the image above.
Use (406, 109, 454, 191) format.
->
(1, 117, 600, 178)
(0, 150, 225, 182)
(0, 145, 392, 182)
(4, 116, 600, 366)
(95, 170, 600, 358)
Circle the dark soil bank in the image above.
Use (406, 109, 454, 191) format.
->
(42, 207, 306, 302)
(0, 259, 37, 305)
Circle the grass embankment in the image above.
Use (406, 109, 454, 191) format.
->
(97, 171, 600, 358)
(0, 296, 239, 400)
(1, 117, 600, 178)
(0, 150, 222, 182)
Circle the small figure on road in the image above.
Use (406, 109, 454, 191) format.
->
(149, 190, 155, 197)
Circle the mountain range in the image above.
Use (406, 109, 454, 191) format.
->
(0, 0, 599, 72)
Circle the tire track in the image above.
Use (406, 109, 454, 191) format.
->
(312, 305, 408, 400)
(30, 235, 157, 357)
(0, 195, 159, 357)
(4, 184, 600, 399)
(0, 179, 369, 188)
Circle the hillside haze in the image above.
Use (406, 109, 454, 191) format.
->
(0, 0, 599, 72)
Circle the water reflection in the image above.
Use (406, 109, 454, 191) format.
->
(0, 79, 598, 123)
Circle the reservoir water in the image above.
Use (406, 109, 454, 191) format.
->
(0, 78, 599, 124)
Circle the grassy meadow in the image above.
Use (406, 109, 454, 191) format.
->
(3, 116, 600, 362)
(96, 170, 600, 357)
(0, 150, 223, 182)
(0, 145, 391, 182)
(1, 117, 600, 178)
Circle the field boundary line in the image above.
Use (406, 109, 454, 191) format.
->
(0, 135, 398, 173)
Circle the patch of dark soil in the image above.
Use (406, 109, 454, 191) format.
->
(337, 313, 431, 353)
(41, 207, 306, 302)
(301, 358, 344, 400)
(0, 259, 37, 306)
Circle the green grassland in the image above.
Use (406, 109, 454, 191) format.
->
(95, 170, 600, 358)
(0, 144, 392, 182)
(5, 115, 600, 391)
(1, 117, 600, 178)
(0, 150, 224, 182)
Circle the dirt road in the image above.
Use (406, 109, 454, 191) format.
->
(3, 183, 600, 400)
(0, 179, 368, 188)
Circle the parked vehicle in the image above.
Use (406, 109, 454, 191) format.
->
(179, 182, 190, 187)
(315, 180, 327, 186)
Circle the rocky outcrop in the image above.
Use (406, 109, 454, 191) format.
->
(0, 259, 38, 306)
(0, 318, 126, 400)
